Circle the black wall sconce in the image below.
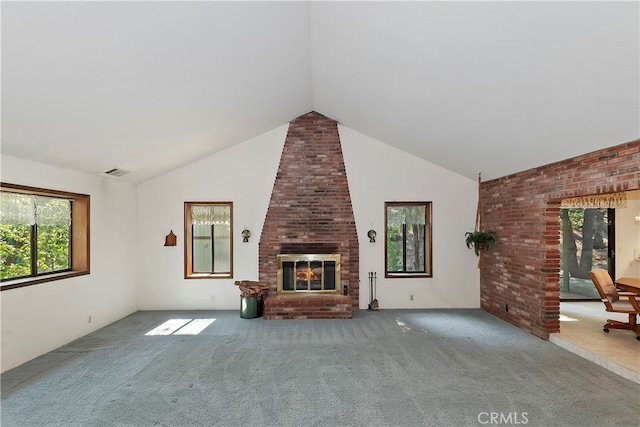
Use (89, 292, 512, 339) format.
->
(241, 229, 251, 242)
(367, 229, 377, 243)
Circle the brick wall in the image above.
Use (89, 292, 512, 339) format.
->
(264, 294, 353, 320)
(481, 140, 640, 338)
(259, 112, 360, 318)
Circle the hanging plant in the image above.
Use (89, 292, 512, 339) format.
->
(465, 230, 497, 256)
(467, 173, 497, 267)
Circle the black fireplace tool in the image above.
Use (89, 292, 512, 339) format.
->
(367, 272, 378, 311)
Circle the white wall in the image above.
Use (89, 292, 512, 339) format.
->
(339, 126, 480, 309)
(1, 156, 139, 372)
(136, 125, 288, 309)
(616, 189, 640, 279)
(137, 124, 480, 310)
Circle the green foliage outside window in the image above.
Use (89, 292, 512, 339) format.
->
(385, 202, 431, 277)
(36, 224, 71, 273)
(0, 224, 31, 279)
(386, 224, 402, 272)
(1, 193, 71, 281)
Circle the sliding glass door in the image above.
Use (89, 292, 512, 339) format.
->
(560, 208, 614, 300)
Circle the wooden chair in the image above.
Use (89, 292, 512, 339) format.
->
(589, 269, 640, 340)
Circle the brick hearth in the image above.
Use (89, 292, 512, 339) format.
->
(264, 295, 353, 320)
(259, 112, 359, 319)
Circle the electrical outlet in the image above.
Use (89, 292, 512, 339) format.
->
(409, 294, 414, 301)
(210, 295, 215, 302)
(88, 315, 92, 323)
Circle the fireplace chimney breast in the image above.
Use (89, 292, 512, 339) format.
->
(259, 112, 359, 318)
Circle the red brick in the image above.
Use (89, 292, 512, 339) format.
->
(259, 112, 359, 319)
(481, 139, 639, 339)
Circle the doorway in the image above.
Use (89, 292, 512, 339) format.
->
(560, 208, 614, 300)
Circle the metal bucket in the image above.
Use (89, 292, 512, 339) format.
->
(240, 295, 260, 319)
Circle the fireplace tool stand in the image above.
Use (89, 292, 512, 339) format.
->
(367, 271, 378, 311)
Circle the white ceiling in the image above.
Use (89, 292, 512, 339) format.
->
(2, 1, 638, 183)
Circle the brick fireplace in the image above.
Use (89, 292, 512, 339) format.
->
(259, 112, 359, 319)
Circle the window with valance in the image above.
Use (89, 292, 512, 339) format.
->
(184, 202, 233, 279)
(1, 183, 90, 288)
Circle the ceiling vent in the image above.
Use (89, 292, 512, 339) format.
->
(104, 168, 131, 177)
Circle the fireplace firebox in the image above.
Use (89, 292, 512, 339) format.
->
(277, 254, 341, 294)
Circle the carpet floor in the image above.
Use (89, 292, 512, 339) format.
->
(2, 309, 639, 427)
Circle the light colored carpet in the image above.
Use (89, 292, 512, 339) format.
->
(2, 309, 639, 427)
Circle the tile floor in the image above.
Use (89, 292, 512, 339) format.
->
(550, 301, 639, 384)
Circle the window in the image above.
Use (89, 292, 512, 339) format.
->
(1, 183, 90, 290)
(184, 202, 233, 279)
(385, 202, 432, 278)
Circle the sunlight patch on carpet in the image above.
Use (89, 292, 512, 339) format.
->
(145, 318, 216, 336)
(395, 319, 412, 332)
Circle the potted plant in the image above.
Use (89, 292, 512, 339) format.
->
(465, 230, 497, 256)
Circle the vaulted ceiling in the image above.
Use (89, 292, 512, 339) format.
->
(2, 1, 638, 183)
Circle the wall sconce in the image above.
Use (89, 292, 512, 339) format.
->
(635, 215, 640, 223)
(241, 229, 251, 242)
(164, 230, 177, 247)
(367, 229, 377, 243)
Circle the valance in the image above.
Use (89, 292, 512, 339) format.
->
(1, 192, 71, 226)
(560, 193, 627, 209)
(190, 205, 230, 226)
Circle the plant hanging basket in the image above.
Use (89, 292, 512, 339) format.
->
(470, 173, 496, 268)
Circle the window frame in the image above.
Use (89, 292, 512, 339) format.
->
(384, 201, 433, 278)
(1, 183, 90, 291)
(184, 201, 233, 279)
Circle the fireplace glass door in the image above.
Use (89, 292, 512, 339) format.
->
(278, 254, 340, 294)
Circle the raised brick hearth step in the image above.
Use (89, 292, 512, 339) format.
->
(264, 294, 352, 320)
